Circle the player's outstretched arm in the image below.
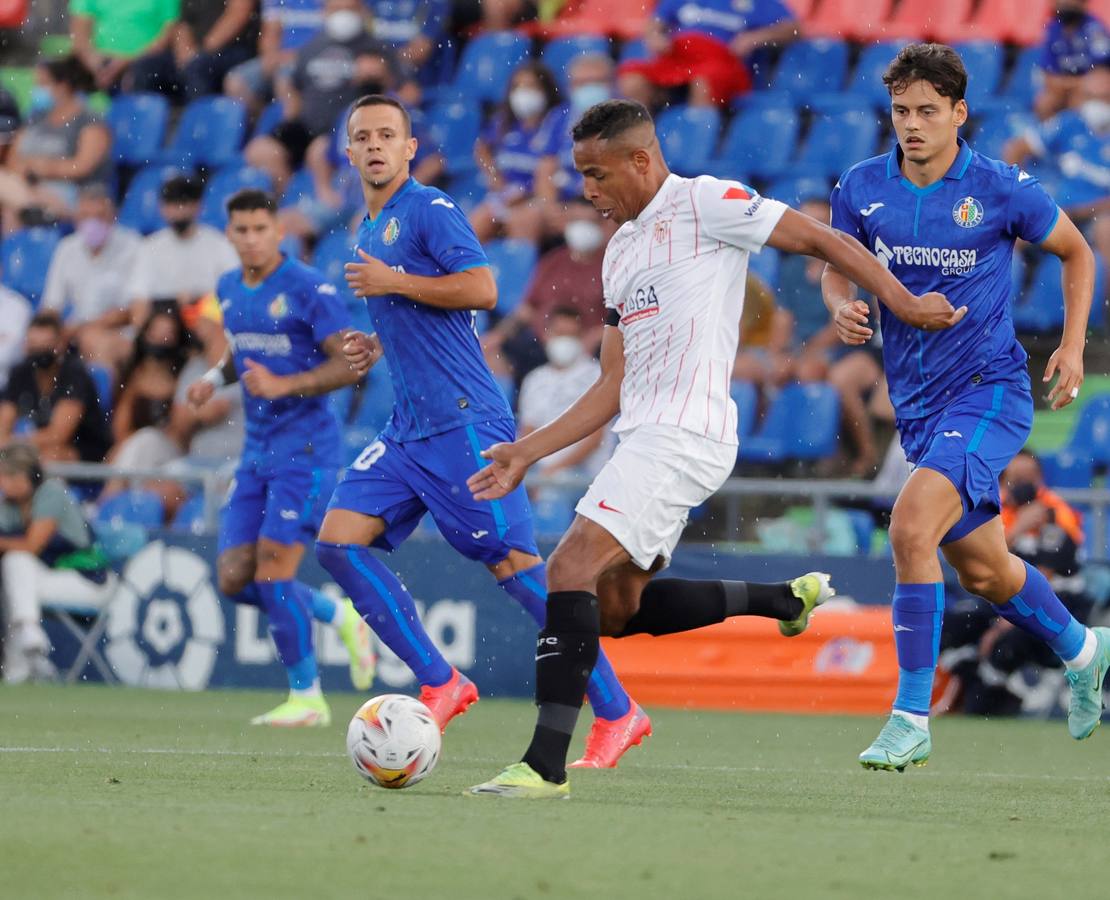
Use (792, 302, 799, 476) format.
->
(468, 324, 625, 501)
(767, 208, 968, 332)
(1040, 210, 1094, 410)
(820, 265, 873, 346)
(242, 332, 365, 399)
(345, 249, 498, 311)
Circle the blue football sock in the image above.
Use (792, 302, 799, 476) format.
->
(304, 583, 338, 624)
(229, 583, 263, 609)
(498, 562, 632, 721)
(995, 560, 1087, 662)
(316, 542, 452, 687)
(891, 583, 944, 718)
(255, 580, 318, 691)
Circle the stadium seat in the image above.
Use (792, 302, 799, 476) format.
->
(199, 165, 274, 229)
(1063, 394, 1110, 468)
(107, 93, 170, 167)
(170, 492, 207, 535)
(541, 35, 611, 91)
(618, 39, 648, 64)
(969, 110, 1035, 159)
(160, 96, 247, 169)
(312, 228, 357, 297)
(425, 94, 482, 176)
(953, 42, 1004, 108)
(1014, 252, 1107, 333)
(882, 0, 973, 40)
(748, 245, 779, 288)
(1040, 449, 1094, 489)
(537, 0, 651, 39)
(739, 383, 840, 462)
(655, 105, 721, 177)
(252, 99, 285, 139)
(0, 226, 62, 306)
(118, 164, 189, 235)
(278, 167, 316, 209)
(452, 32, 531, 105)
(484, 239, 538, 315)
(936, 0, 1052, 45)
(794, 109, 882, 179)
(805, 0, 896, 42)
(766, 175, 831, 207)
(86, 363, 114, 417)
(848, 42, 909, 108)
(710, 104, 798, 181)
(1002, 47, 1043, 110)
(771, 40, 850, 101)
(96, 489, 166, 529)
(730, 379, 759, 444)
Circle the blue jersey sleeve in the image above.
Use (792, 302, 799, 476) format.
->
(1040, 29, 1063, 73)
(1005, 169, 1060, 244)
(302, 279, 351, 345)
(830, 176, 865, 244)
(415, 193, 488, 273)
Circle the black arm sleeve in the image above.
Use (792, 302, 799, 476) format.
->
(605, 308, 621, 327)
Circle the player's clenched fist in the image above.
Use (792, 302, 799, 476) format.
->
(186, 379, 215, 409)
(834, 300, 873, 346)
(342, 330, 383, 376)
(902, 291, 968, 332)
(345, 249, 399, 297)
(241, 358, 290, 399)
(468, 441, 531, 501)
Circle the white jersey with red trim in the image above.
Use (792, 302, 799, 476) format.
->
(602, 173, 788, 445)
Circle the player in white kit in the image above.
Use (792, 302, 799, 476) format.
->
(466, 100, 967, 799)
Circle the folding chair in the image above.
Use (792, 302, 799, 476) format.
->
(43, 573, 121, 684)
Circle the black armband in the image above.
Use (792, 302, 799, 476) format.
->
(605, 308, 621, 327)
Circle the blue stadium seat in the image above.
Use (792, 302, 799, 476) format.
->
(542, 35, 611, 91)
(772, 39, 850, 101)
(452, 31, 531, 105)
(766, 175, 831, 207)
(118, 165, 189, 234)
(954, 42, 1004, 108)
(1040, 448, 1094, 488)
(655, 105, 721, 177)
(847, 42, 908, 108)
(794, 109, 881, 179)
(170, 493, 206, 535)
(96, 489, 165, 529)
(1064, 394, 1110, 468)
(1015, 252, 1107, 333)
(312, 228, 356, 291)
(199, 165, 274, 229)
(252, 99, 285, 139)
(618, 39, 647, 64)
(730, 379, 758, 444)
(160, 96, 247, 169)
(426, 94, 482, 176)
(107, 93, 170, 166)
(710, 104, 798, 180)
(86, 363, 114, 417)
(739, 383, 840, 463)
(0, 226, 62, 306)
(748, 245, 779, 288)
(969, 110, 1034, 159)
(279, 167, 316, 209)
(1002, 46, 1042, 109)
(484, 239, 538, 315)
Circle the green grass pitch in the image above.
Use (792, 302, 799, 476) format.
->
(2, 684, 1107, 900)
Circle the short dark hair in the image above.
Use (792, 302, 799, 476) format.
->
(226, 189, 277, 217)
(550, 305, 581, 321)
(883, 43, 968, 102)
(347, 94, 411, 136)
(40, 55, 95, 94)
(571, 99, 653, 142)
(28, 310, 63, 333)
(161, 174, 203, 204)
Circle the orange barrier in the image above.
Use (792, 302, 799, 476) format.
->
(600, 607, 899, 715)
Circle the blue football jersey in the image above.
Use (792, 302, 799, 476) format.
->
(1040, 13, 1110, 75)
(218, 256, 350, 465)
(353, 177, 513, 441)
(831, 138, 1060, 419)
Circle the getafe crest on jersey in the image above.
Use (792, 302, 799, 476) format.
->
(952, 196, 984, 228)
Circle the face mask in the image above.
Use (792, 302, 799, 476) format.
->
(1079, 99, 1110, 131)
(546, 335, 583, 368)
(29, 85, 54, 115)
(509, 87, 547, 121)
(1010, 481, 1039, 506)
(325, 9, 364, 42)
(570, 82, 612, 113)
(1058, 8, 1086, 26)
(28, 349, 57, 369)
(141, 342, 177, 361)
(168, 217, 194, 237)
(564, 219, 604, 254)
(77, 217, 111, 251)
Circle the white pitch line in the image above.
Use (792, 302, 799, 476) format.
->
(1, 746, 1108, 783)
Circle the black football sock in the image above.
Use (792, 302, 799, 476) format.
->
(521, 590, 600, 785)
(617, 579, 803, 638)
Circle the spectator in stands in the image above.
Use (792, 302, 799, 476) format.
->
(0, 56, 111, 231)
(935, 450, 1091, 716)
(69, 0, 180, 93)
(732, 269, 792, 388)
(225, 0, 326, 118)
(0, 88, 20, 170)
(470, 61, 562, 244)
(101, 306, 197, 499)
(619, 0, 797, 108)
(0, 312, 112, 463)
(483, 198, 613, 382)
(0, 284, 32, 391)
(1036, 0, 1110, 119)
(127, 175, 239, 327)
(243, 0, 399, 195)
(0, 443, 116, 685)
(533, 54, 616, 212)
(365, 0, 451, 98)
(41, 185, 141, 370)
(171, 0, 260, 100)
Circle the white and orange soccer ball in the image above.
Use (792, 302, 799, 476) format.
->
(346, 694, 441, 789)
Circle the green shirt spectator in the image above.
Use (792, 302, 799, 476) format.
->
(71, 0, 180, 92)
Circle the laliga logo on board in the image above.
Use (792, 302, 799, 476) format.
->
(104, 541, 225, 690)
(952, 195, 984, 228)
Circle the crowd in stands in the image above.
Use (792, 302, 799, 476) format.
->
(0, 0, 1108, 533)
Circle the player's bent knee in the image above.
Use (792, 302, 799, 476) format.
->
(217, 549, 255, 597)
(317, 508, 385, 546)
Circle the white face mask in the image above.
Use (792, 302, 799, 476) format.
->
(1079, 99, 1110, 132)
(564, 219, 604, 254)
(325, 9, 364, 42)
(546, 335, 583, 368)
(509, 87, 547, 121)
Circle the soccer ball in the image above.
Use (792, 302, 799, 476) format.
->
(346, 694, 441, 789)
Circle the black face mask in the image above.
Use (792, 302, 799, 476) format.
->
(1059, 8, 1086, 26)
(168, 218, 194, 236)
(141, 341, 177, 361)
(1010, 481, 1039, 506)
(28, 349, 57, 369)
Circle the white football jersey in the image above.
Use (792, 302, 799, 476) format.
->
(603, 173, 787, 445)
